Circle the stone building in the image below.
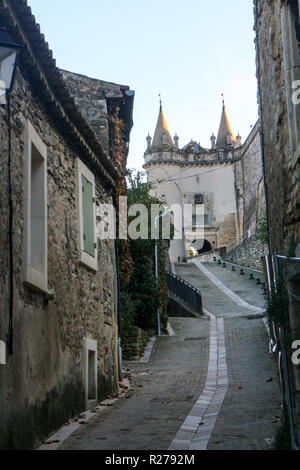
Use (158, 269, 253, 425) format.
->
(0, 0, 133, 449)
(144, 101, 266, 266)
(254, 0, 300, 445)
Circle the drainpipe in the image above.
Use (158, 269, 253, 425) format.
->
(154, 240, 161, 337)
(6, 91, 13, 355)
(114, 237, 122, 381)
(112, 185, 122, 382)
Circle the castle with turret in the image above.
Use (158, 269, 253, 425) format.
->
(144, 101, 265, 263)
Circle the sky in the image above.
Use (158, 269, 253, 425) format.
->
(28, 0, 259, 171)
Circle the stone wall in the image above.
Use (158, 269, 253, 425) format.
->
(233, 122, 265, 238)
(223, 234, 268, 271)
(254, 0, 299, 252)
(254, 0, 300, 444)
(0, 67, 119, 449)
(60, 70, 126, 157)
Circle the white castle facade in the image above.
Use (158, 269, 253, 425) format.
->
(143, 102, 264, 263)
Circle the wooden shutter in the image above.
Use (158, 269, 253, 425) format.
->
(82, 175, 95, 257)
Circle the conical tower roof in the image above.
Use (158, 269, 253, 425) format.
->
(152, 103, 174, 148)
(216, 103, 235, 148)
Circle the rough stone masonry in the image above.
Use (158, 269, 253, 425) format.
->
(0, 0, 134, 450)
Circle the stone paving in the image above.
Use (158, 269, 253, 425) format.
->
(176, 262, 266, 316)
(59, 317, 210, 450)
(169, 314, 228, 451)
(207, 316, 281, 450)
(177, 262, 282, 450)
(57, 261, 281, 451)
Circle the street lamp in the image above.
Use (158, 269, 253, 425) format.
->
(154, 195, 169, 337)
(0, 28, 21, 357)
(0, 28, 21, 104)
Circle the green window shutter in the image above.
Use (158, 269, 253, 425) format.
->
(82, 175, 95, 257)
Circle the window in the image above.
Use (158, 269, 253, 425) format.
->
(23, 120, 48, 293)
(0, 340, 5, 365)
(194, 194, 204, 205)
(88, 350, 96, 400)
(192, 214, 209, 226)
(76, 158, 98, 271)
(83, 338, 98, 409)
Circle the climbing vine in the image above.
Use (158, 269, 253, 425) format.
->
(109, 108, 173, 356)
(125, 171, 172, 333)
(109, 106, 133, 286)
(267, 280, 293, 353)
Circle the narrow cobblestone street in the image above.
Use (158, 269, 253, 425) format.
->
(53, 261, 282, 451)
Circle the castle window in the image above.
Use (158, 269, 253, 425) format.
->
(192, 214, 209, 226)
(23, 120, 48, 293)
(194, 194, 204, 205)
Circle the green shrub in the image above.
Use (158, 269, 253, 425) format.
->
(119, 290, 135, 359)
(128, 239, 160, 330)
(267, 281, 289, 329)
(257, 213, 269, 245)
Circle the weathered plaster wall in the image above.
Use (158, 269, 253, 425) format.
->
(145, 114, 264, 263)
(0, 67, 118, 449)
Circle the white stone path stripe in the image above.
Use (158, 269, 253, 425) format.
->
(190, 314, 228, 450)
(169, 309, 228, 450)
(193, 260, 265, 313)
(169, 261, 267, 450)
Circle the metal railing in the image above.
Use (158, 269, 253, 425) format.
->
(263, 251, 300, 450)
(166, 272, 203, 315)
(226, 229, 254, 253)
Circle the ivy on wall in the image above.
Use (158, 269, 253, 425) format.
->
(109, 109, 171, 358)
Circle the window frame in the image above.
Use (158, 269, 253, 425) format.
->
(76, 158, 98, 272)
(23, 120, 48, 294)
(83, 338, 98, 409)
(0, 340, 6, 365)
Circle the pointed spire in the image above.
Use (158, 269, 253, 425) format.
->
(216, 97, 235, 149)
(236, 131, 242, 147)
(174, 132, 179, 148)
(146, 132, 152, 149)
(152, 98, 174, 149)
(211, 131, 216, 149)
